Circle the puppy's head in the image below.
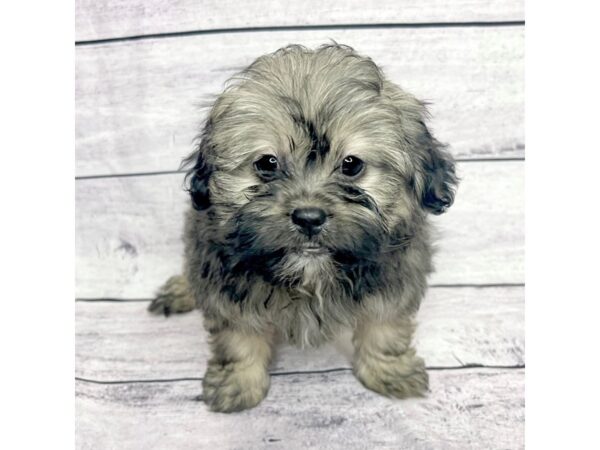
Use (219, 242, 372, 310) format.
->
(185, 44, 457, 292)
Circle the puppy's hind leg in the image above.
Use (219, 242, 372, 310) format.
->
(352, 317, 429, 399)
(148, 275, 196, 316)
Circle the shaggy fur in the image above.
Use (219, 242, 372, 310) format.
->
(148, 43, 458, 412)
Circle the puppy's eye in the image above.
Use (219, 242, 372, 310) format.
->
(341, 156, 364, 177)
(254, 155, 279, 178)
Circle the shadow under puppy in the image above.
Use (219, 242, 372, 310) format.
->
(149, 43, 458, 413)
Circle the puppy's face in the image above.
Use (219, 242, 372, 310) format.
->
(187, 45, 457, 288)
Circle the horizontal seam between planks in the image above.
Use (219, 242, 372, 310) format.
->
(457, 157, 524, 163)
(75, 157, 524, 181)
(75, 364, 525, 385)
(428, 282, 524, 288)
(75, 283, 525, 303)
(74, 283, 525, 302)
(76, 298, 153, 302)
(75, 170, 183, 180)
(76, 21, 526, 46)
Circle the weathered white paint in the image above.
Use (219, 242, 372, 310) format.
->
(75, 161, 524, 298)
(76, 0, 524, 42)
(75, 286, 523, 381)
(76, 368, 525, 449)
(75, 26, 524, 176)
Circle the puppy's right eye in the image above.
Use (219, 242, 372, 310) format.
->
(254, 155, 279, 179)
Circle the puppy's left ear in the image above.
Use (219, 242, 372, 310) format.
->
(413, 120, 458, 215)
(384, 82, 458, 214)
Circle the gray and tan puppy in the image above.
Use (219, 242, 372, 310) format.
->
(149, 44, 457, 413)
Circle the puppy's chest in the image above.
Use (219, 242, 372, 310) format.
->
(267, 284, 353, 348)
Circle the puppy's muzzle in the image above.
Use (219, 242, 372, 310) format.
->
(291, 207, 327, 238)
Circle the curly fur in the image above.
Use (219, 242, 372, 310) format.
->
(149, 43, 457, 412)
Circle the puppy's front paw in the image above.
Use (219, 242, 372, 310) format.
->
(353, 348, 429, 399)
(148, 275, 196, 316)
(202, 361, 270, 413)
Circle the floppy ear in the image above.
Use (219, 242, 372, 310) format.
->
(188, 152, 213, 210)
(413, 120, 458, 215)
(183, 122, 215, 211)
(383, 81, 457, 214)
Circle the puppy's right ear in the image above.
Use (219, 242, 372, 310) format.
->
(187, 152, 213, 211)
(183, 121, 215, 211)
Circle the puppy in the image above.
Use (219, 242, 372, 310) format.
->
(149, 43, 457, 412)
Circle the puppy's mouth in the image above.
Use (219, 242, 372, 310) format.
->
(297, 242, 329, 256)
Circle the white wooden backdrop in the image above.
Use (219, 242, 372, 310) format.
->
(75, 1, 525, 448)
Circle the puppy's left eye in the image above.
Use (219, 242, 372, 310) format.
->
(341, 156, 364, 177)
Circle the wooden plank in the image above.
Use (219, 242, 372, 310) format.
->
(76, 368, 524, 449)
(76, 0, 525, 42)
(75, 161, 524, 298)
(75, 26, 524, 177)
(76, 286, 523, 381)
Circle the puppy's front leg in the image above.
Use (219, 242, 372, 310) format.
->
(352, 317, 429, 398)
(202, 325, 274, 413)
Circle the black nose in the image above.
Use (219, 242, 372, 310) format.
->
(291, 207, 327, 236)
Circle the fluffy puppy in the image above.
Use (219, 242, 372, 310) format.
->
(149, 43, 458, 413)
